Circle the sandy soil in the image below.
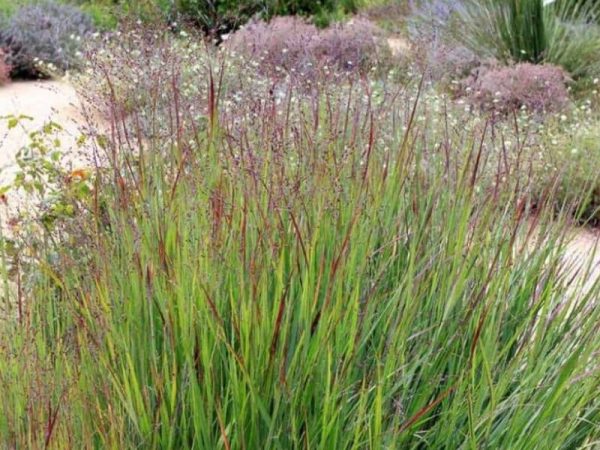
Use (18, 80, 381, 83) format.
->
(0, 80, 98, 230)
(0, 81, 84, 155)
(0, 80, 90, 183)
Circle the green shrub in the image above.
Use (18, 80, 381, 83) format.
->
(76, 2, 120, 29)
(174, 0, 263, 35)
(0, 0, 26, 18)
(72, 0, 174, 29)
(175, 0, 361, 35)
(267, 0, 361, 26)
(0, 0, 364, 33)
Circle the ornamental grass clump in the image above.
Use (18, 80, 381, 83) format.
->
(226, 16, 318, 76)
(456, 0, 600, 78)
(0, 29, 599, 449)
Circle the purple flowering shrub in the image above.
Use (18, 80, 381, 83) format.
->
(0, 1, 94, 78)
(226, 16, 388, 79)
(464, 63, 571, 115)
(408, 0, 480, 82)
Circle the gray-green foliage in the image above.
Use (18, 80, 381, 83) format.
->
(0, 1, 94, 78)
(455, 0, 600, 77)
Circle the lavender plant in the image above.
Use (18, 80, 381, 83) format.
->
(0, 1, 94, 78)
(0, 48, 9, 84)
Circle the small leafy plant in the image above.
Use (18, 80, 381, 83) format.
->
(0, 115, 95, 235)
